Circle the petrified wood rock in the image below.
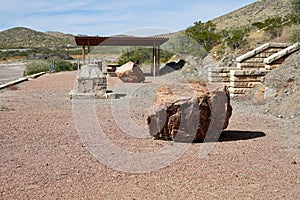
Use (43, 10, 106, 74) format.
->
(146, 82, 232, 142)
(115, 61, 145, 83)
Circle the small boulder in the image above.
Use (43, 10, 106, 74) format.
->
(115, 61, 145, 83)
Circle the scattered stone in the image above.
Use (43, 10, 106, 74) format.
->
(264, 109, 269, 114)
(115, 61, 145, 83)
(146, 82, 232, 142)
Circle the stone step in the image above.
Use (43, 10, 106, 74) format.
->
(254, 52, 275, 58)
(265, 64, 280, 70)
(208, 72, 230, 77)
(208, 67, 239, 73)
(237, 62, 265, 68)
(208, 77, 230, 82)
(230, 81, 262, 88)
(230, 76, 264, 82)
(242, 58, 265, 63)
(228, 87, 252, 94)
(230, 69, 267, 76)
(264, 43, 300, 64)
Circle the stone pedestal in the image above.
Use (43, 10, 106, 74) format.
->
(70, 64, 114, 99)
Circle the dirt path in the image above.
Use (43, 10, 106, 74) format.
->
(0, 71, 299, 199)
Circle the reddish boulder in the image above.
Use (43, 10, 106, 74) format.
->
(146, 82, 232, 142)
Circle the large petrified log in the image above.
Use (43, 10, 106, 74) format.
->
(115, 61, 145, 83)
(146, 82, 232, 142)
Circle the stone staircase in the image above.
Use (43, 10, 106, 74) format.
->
(208, 43, 300, 97)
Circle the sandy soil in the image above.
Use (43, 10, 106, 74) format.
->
(0, 71, 299, 199)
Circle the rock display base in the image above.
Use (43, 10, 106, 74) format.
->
(115, 61, 145, 83)
(69, 90, 115, 99)
(70, 64, 114, 99)
(146, 82, 232, 142)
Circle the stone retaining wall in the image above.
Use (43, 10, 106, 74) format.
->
(208, 43, 300, 97)
(208, 67, 239, 86)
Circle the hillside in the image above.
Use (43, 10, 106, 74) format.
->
(0, 27, 75, 49)
(45, 31, 75, 40)
(212, 0, 293, 30)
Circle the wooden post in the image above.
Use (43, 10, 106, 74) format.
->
(153, 44, 156, 77)
(82, 44, 85, 65)
(157, 45, 160, 76)
(88, 39, 91, 64)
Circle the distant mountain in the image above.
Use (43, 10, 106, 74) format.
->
(212, 0, 293, 30)
(0, 27, 76, 49)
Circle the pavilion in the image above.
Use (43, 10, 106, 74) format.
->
(75, 36, 169, 76)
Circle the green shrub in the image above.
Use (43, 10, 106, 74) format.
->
(185, 21, 221, 52)
(252, 16, 289, 30)
(251, 16, 291, 39)
(25, 60, 50, 75)
(224, 27, 249, 50)
(54, 60, 77, 72)
(117, 48, 173, 65)
(25, 60, 77, 75)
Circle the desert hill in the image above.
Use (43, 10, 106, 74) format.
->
(0, 27, 75, 49)
(212, 0, 293, 30)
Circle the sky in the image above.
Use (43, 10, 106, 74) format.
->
(0, 0, 257, 36)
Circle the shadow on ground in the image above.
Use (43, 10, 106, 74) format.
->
(114, 93, 127, 99)
(218, 130, 266, 142)
(169, 130, 266, 144)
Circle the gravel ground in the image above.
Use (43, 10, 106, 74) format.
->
(0, 71, 299, 199)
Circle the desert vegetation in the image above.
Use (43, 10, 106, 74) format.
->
(24, 60, 77, 75)
(181, 0, 300, 59)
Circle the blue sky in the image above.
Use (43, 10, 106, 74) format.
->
(0, 0, 256, 36)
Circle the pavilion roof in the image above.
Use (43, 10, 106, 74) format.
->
(75, 36, 169, 46)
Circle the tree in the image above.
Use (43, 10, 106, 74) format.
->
(185, 21, 221, 52)
(224, 28, 249, 50)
